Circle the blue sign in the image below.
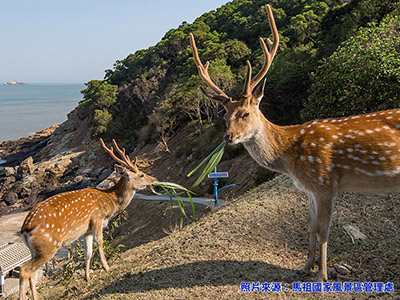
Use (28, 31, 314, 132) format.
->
(208, 172, 229, 178)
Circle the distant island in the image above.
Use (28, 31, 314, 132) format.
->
(3, 81, 27, 85)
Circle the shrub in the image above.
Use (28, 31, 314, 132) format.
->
(92, 109, 113, 135)
(302, 13, 400, 121)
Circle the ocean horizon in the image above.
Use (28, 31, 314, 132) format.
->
(0, 83, 84, 143)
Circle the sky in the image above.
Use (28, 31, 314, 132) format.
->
(1, 0, 229, 84)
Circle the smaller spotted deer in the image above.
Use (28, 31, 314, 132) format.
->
(19, 139, 157, 300)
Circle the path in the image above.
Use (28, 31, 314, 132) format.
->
(134, 193, 224, 206)
(0, 194, 224, 247)
(0, 211, 27, 246)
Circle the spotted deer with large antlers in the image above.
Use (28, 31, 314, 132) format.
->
(19, 139, 157, 300)
(190, 4, 400, 282)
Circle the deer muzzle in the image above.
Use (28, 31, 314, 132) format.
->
(224, 132, 233, 144)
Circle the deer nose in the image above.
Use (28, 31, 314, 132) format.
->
(224, 133, 233, 143)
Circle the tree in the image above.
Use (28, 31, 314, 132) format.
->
(302, 13, 400, 121)
(150, 58, 236, 136)
(78, 80, 118, 135)
(80, 80, 117, 109)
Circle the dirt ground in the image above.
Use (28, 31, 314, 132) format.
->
(8, 175, 399, 300)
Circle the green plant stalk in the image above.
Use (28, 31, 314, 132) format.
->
(187, 141, 226, 178)
(185, 190, 196, 220)
(190, 145, 225, 189)
(151, 181, 196, 227)
(172, 189, 187, 219)
(158, 184, 176, 205)
(153, 181, 195, 216)
(158, 185, 187, 227)
(171, 188, 186, 217)
(152, 181, 196, 195)
(157, 184, 176, 224)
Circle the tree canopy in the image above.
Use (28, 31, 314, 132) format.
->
(79, 0, 400, 142)
(302, 12, 400, 120)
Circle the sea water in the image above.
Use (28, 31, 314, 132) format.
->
(0, 83, 84, 143)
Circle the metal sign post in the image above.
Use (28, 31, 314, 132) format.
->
(208, 167, 235, 207)
(213, 167, 218, 207)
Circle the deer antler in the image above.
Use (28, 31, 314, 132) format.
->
(242, 4, 279, 96)
(100, 138, 138, 172)
(189, 33, 231, 103)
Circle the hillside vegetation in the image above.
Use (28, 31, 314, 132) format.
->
(64, 0, 400, 205)
(76, 0, 399, 152)
(23, 175, 399, 299)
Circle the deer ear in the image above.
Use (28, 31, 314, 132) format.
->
(114, 164, 127, 175)
(253, 79, 266, 104)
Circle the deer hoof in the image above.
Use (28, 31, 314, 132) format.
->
(296, 269, 309, 276)
(316, 272, 328, 282)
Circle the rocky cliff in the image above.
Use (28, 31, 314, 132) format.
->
(0, 108, 113, 214)
(0, 106, 272, 216)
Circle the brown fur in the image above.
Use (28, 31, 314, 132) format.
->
(19, 140, 157, 300)
(190, 4, 400, 282)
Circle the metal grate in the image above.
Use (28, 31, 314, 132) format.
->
(0, 242, 10, 250)
(0, 243, 31, 274)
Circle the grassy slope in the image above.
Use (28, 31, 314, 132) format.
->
(31, 176, 399, 299)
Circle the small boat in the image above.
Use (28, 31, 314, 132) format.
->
(3, 81, 27, 85)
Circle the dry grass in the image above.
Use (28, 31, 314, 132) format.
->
(12, 176, 399, 299)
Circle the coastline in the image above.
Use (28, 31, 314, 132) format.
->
(0, 105, 103, 217)
(0, 125, 60, 215)
(0, 150, 5, 169)
(0, 125, 58, 167)
(0, 83, 83, 143)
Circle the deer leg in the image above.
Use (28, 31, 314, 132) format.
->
(28, 270, 38, 300)
(298, 193, 318, 275)
(19, 271, 28, 300)
(315, 193, 335, 282)
(20, 253, 54, 300)
(84, 234, 94, 281)
(94, 223, 110, 272)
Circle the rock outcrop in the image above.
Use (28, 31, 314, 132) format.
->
(0, 105, 262, 216)
(0, 109, 114, 215)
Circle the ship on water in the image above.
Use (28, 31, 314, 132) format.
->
(3, 81, 27, 85)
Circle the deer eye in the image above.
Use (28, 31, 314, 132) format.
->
(242, 112, 250, 119)
(140, 174, 145, 178)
